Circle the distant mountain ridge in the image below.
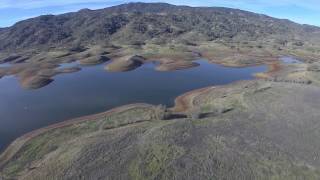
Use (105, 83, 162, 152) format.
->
(0, 2, 319, 51)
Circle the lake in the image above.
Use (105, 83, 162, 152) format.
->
(0, 60, 266, 151)
(280, 56, 303, 64)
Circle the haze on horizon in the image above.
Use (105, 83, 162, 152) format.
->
(0, 0, 319, 28)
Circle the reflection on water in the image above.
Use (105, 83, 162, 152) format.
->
(280, 56, 302, 64)
(0, 63, 12, 68)
(56, 61, 80, 69)
(0, 60, 266, 151)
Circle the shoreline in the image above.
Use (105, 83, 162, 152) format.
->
(171, 86, 216, 112)
(0, 59, 283, 169)
(254, 61, 282, 79)
(0, 103, 152, 169)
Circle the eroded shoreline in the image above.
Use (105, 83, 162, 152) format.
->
(0, 42, 296, 89)
(4, 51, 314, 179)
(0, 58, 280, 168)
(1, 55, 320, 179)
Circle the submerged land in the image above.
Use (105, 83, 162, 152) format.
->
(1, 2, 320, 180)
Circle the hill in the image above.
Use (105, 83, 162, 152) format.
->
(1, 3, 320, 89)
(0, 2, 319, 51)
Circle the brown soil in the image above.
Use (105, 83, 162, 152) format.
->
(171, 86, 215, 112)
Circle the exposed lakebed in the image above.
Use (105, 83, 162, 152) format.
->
(0, 60, 266, 151)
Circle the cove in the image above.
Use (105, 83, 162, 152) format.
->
(0, 60, 266, 151)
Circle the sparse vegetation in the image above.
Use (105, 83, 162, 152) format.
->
(1, 2, 320, 180)
(186, 106, 202, 119)
(152, 104, 170, 120)
(2, 81, 320, 179)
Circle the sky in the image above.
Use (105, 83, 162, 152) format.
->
(0, 0, 319, 27)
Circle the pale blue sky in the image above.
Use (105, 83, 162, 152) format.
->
(0, 0, 319, 27)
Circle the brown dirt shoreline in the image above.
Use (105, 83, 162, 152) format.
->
(171, 86, 216, 112)
(255, 62, 282, 79)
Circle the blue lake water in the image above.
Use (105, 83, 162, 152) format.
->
(280, 56, 303, 64)
(0, 60, 266, 151)
(0, 63, 12, 68)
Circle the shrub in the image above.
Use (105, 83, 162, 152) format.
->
(152, 105, 169, 120)
(69, 40, 85, 52)
(186, 107, 201, 119)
